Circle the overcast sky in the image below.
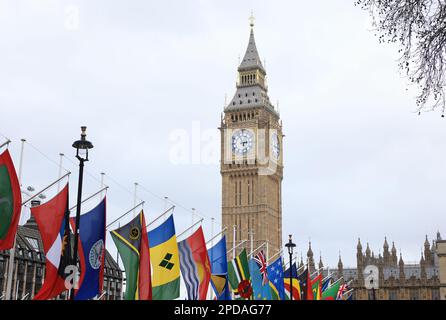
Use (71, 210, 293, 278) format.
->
(1, 0, 446, 270)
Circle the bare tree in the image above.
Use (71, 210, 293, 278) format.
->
(355, 0, 446, 116)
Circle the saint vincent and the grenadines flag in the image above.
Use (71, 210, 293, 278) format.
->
(0, 149, 22, 250)
(111, 210, 151, 300)
(208, 235, 231, 300)
(178, 225, 211, 300)
(148, 214, 180, 300)
(32, 184, 74, 300)
(70, 197, 106, 300)
(227, 248, 252, 300)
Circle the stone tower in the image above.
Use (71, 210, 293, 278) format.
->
(220, 16, 283, 260)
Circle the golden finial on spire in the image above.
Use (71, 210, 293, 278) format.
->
(249, 11, 255, 28)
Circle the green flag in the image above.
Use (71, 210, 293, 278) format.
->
(321, 280, 341, 300)
(227, 248, 252, 300)
(0, 149, 22, 250)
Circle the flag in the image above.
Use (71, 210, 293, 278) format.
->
(322, 280, 341, 300)
(178, 225, 211, 300)
(297, 268, 308, 300)
(249, 253, 272, 300)
(311, 274, 323, 300)
(0, 149, 22, 250)
(208, 235, 231, 300)
(321, 276, 332, 292)
(267, 257, 285, 300)
(336, 282, 348, 300)
(283, 263, 301, 300)
(227, 248, 252, 300)
(70, 197, 106, 300)
(148, 214, 180, 300)
(32, 184, 74, 300)
(110, 210, 151, 300)
(306, 269, 314, 300)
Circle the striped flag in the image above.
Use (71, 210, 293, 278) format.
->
(227, 248, 252, 300)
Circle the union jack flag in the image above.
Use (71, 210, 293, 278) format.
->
(336, 282, 350, 300)
(254, 250, 268, 286)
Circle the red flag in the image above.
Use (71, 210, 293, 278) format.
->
(138, 211, 152, 300)
(32, 185, 71, 300)
(306, 269, 314, 300)
(0, 149, 22, 250)
(187, 226, 211, 300)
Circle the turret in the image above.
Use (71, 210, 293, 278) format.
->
(399, 252, 405, 282)
(337, 254, 343, 279)
(391, 242, 398, 267)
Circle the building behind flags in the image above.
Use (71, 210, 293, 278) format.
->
(267, 256, 285, 300)
(110, 210, 151, 300)
(178, 225, 211, 300)
(148, 214, 180, 300)
(70, 197, 106, 300)
(227, 248, 252, 300)
(208, 235, 231, 300)
(0, 149, 22, 250)
(32, 184, 74, 300)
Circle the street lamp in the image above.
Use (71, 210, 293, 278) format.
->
(70, 126, 93, 299)
(285, 234, 296, 300)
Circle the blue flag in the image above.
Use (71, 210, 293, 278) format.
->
(267, 257, 285, 300)
(71, 198, 106, 300)
(249, 258, 272, 300)
(208, 235, 231, 300)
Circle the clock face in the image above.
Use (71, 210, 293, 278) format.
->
(232, 129, 254, 155)
(271, 132, 280, 159)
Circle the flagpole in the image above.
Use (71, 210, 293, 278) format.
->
(177, 218, 204, 239)
(57, 153, 64, 192)
(21, 172, 71, 207)
(267, 249, 283, 264)
(248, 241, 267, 258)
(69, 186, 108, 211)
(232, 225, 236, 259)
(100, 172, 105, 198)
(210, 217, 215, 301)
(206, 227, 227, 245)
(5, 138, 26, 300)
(106, 201, 145, 229)
(227, 239, 247, 254)
(0, 139, 11, 149)
(146, 205, 175, 228)
(133, 182, 138, 218)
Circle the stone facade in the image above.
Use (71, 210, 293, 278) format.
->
(319, 233, 443, 300)
(221, 21, 283, 260)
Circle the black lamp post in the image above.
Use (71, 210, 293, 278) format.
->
(70, 126, 93, 299)
(285, 234, 296, 300)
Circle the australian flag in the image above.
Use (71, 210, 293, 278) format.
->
(70, 198, 106, 300)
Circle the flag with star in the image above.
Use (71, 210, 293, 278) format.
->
(266, 256, 285, 300)
(311, 274, 323, 300)
(322, 279, 341, 300)
(227, 248, 252, 300)
(249, 251, 272, 300)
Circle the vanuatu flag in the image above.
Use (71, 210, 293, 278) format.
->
(208, 235, 231, 300)
(0, 149, 22, 250)
(178, 225, 211, 300)
(148, 214, 180, 300)
(70, 197, 106, 300)
(227, 248, 252, 300)
(110, 211, 151, 300)
(267, 257, 285, 300)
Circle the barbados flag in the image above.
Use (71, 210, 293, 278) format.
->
(148, 214, 180, 300)
(70, 198, 106, 300)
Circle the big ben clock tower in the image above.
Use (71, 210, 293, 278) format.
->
(220, 16, 283, 260)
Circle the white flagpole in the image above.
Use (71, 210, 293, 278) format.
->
(57, 153, 64, 192)
(100, 172, 105, 198)
(232, 225, 236, 259)
(5, 138, 26, 300)
(133, 182, 138, 218)
(210, 217, 215, 301)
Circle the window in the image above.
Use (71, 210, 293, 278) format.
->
(26, 237, 39, 252)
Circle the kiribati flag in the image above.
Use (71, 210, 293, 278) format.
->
(70, 197, 106, 300)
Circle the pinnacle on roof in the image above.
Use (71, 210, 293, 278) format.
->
(238, 14, 265, 73)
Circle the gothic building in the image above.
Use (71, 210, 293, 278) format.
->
(0, 214, 123, 300)
(309, 233, 442, 300)
(220, 17, 283, 260)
